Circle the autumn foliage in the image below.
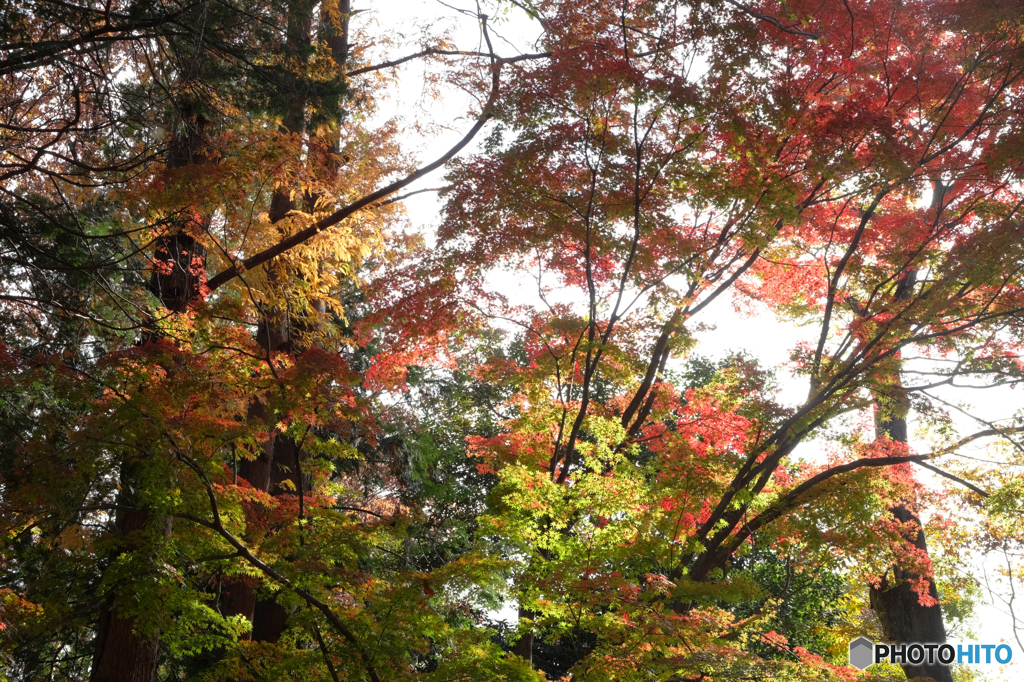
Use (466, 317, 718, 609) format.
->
(2, 0, 1024, 681)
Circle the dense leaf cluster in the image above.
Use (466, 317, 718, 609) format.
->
(3, 0, 1024, 681)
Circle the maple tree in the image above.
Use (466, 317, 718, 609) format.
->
(2, 0, 1024, 681)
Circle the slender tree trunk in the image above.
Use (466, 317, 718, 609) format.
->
(515, 549, 552, 664)
(868, 186, 953, 682)
(223, 2, 313, 640)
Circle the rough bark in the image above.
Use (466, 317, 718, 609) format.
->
(514, 606, 535, 664)
(224, 436, 305, 644)
(869, 507, 951, 681)
(149, 233, 208, 313)
(222, 0, 349, 649)
(219, 0, 308, 621)
(220, 363, 280, 634)
(221, 431, 308, 642)
(237, 0, 324, 644)
(250, 432, 304, 643)
(869, 385, 953, 682)
(217, 184, 301, 646)
(90, 608, 159, 682)
(90, 505, 172, 682)
(867, 189, 953, 682)
(90, 107, 210, 682)
(251, 590, 292, 643)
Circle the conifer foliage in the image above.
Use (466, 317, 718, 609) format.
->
(2, 0, 1024, 681)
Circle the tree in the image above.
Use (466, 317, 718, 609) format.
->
(380, 0, 1024, 677)
(2, 0, 515, 679)
(2, 0, 1024, 681)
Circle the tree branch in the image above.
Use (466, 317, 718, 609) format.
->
(206, 54, 510, 292)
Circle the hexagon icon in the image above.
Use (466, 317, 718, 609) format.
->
(848, 637, 874, 670)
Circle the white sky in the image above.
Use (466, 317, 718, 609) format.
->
(363, 1, 1024, 677)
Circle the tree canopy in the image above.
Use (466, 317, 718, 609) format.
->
(2, 0, 1024, 681)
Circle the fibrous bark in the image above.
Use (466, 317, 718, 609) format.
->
(91, 109, 210, 682)
(870, 385, 953, 682)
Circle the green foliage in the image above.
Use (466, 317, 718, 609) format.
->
(728, 547, 851, 663)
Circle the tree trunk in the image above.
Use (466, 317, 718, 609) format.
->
(90, 507, 172, 682)
(223, 0, 349, 649)
(237, 0, 320, 645)
(220, 377, 280, 634)
(514, 606, 535, 664)
(90, 108, 209, 682)
(867, 191, 953, 682)
(870, 385, 953, 682)
(250, 433, 304, 643)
